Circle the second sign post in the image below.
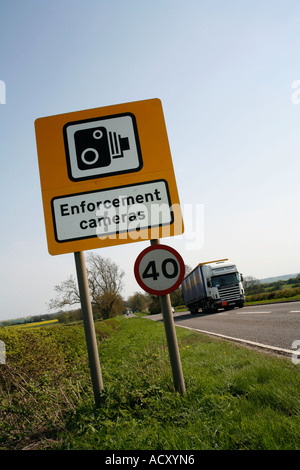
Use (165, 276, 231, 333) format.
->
(134, 240, 186, 394)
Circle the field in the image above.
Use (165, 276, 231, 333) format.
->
(0, 316, 299, 450)
(3, 319, 59, 329)
(244, 276, 300, 304)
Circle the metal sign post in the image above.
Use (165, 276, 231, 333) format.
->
(150, 239, 185, 395)
(158, 291, 186, 395)
(134, 239, 186, 394)
(74, 251, 103, 406)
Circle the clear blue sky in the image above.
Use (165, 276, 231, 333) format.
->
(1, 0, 300, 320)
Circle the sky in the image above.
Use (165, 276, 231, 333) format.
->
(1, 0, 300, 321)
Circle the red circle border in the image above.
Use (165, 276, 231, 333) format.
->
(134, 244, 185, 295)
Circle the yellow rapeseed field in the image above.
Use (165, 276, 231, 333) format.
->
(6, 319, 58, 329)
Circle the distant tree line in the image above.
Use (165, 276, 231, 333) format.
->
(127, 286, 185, 315)
(244, 274, 300, 302)
(127, 264, 192, 314)
(51, 260, 192, 320)
(243, 274, 300, 295)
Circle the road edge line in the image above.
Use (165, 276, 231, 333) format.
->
(176, 324, 295, 357)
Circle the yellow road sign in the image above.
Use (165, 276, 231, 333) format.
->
(35, 98, 183, 255)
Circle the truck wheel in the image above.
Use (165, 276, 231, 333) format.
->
(202, 300, 216, 314)
(208, 301, 217, 314)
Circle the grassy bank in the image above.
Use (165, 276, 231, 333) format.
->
(245, 288, 300, 304)
(0, 318, 120, 450)
(245, 295, 300, 306)
(0, 316, 299, 450)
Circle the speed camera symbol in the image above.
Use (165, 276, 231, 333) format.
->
(63, 113, 143, 181)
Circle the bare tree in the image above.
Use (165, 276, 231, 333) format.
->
(48, 276, 80, 310)
(48, 253, 125, 320)
(243, 276, 262, 294)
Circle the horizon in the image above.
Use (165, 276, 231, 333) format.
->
(1, 270, 299, 324)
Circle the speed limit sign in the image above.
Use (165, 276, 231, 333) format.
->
(134, 244, 185, 295)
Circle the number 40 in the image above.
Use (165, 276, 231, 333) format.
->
(142, 258, 179, 281)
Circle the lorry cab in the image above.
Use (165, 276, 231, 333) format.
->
(204, 260, 245, 311)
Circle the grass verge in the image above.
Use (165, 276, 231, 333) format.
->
(245, 296, 300, 306)
(0, 318, 120, 450)
(1, 316, 299, 450)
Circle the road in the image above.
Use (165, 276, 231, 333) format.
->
(146, 301, 300, 356)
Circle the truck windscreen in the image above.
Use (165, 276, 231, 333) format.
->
(211, 273, 239, 287)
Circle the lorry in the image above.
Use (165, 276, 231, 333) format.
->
(182, 259, 245, 314)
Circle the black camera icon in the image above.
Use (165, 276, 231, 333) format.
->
(64, 113, 142, 181)
(74, 126, 130, 170)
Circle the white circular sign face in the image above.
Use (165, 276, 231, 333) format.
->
(134, 244, 185, 295)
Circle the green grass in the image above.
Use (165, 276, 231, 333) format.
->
(0, 316, 299, 450)
(245, 288, 300, 304)
(245, 295, 300, 305)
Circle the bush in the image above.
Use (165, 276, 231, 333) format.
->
(246, 286, 300, 303)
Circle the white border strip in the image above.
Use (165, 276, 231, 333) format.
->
(176, 324, 295, 356)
